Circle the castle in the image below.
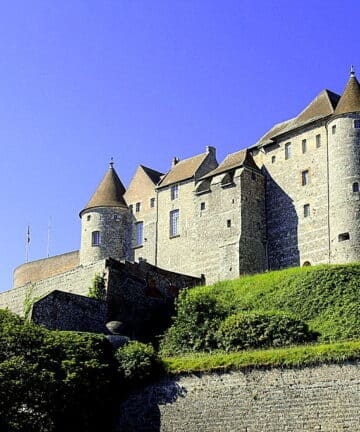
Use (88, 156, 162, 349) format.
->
(1, 69, 360, 324)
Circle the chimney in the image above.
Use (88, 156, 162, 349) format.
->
(172, 157, 180, 167)
(206, 146, 216, 157)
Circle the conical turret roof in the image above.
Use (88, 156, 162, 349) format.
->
(80, 161, 127, 216)
(334, 68, 360, 115)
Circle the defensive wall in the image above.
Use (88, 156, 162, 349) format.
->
(116, 361, 360, 431)
(13, 250, 79, 288)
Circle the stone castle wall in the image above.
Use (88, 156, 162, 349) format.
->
(13, 250, 79, 288)
(253, 121, 331, 269)
(116, 361, 360, 431)
(0, 260, 106, 316)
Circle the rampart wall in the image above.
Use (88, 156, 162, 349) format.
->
(0, 260, 106, 316)
(116, 361, 360, 431)
(13, 250, 80, 288)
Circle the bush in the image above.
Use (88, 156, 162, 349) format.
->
(160, 290, 228, 355)
(0, 309, 116, 432)
(217, 311, 318, 352)
(115, 341, 160, 385)
(88, 273, 106, 300)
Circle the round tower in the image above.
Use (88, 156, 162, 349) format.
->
(79, 160, 132, 266)
(328, 67, 360, 263)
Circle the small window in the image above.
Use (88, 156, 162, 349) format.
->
(171, 185, 179, 200)
(316, 134, 321, 148)
(354, 119, 360, 129)
(135, 222, 143, 246)
(338, 232, 350, 242)
(113, 214, 120, 221)
(353, 182, 359, 193)
(227, 219, 231, 228)
(170, 209, 179, 237)
(285, 142, 292, 160)
(303, 204, 310, 218)
(251, 171, 256, 181)
(302, 139, 307, 154)
(301, 170, 309, 186)
(332, 125, 336, 135)
(271, 155, 276, 164)
(303, 261, 311, 267)
(87, 215, 91, 221)
(129, 204, 133, 213)
(150, 198, 155, 208)
(91, 231, 101, 246)
(135, 202, 141, 212)
(200, 202, 206, 210)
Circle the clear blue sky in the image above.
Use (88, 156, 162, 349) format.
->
(0, 0, 359, 291)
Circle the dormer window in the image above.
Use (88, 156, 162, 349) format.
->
(221, 171, 235, 187)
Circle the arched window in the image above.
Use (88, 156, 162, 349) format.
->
(302, 261, 311, 267)
(353, 182, 359, 193)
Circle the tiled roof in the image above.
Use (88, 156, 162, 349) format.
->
(158, 152, 209, 187)
(334, 74, 360, 115)
(202, 149, 259, 179)
(255, 89, 340, 148)
(80, 166, 127, 215)
(140, 165, 164, 185)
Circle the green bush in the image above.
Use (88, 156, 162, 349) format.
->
(0, 309, 116, 432)
(217, 311, 318, 352)
(160, 290, 228, 355)
(115, 341, 160, 385)
(88, 273, 106, 300)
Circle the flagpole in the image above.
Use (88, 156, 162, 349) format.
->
(26, 225, 30, 263)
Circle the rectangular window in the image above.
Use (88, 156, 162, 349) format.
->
(135, 222, 143, 246)
(338, 232, 350, 242)
(316, 134, 321, 148)
(285, 142, 292, 160)
(91, 231, 101, 246)
(129, 204, 133, 213)
(150, 197, 155, 208)
(200, 202, 206, 210)
(227, 219, 231, 228)
(332, 125, 336, 135)
(354, 119, 360, 128)
(303, 204, 310, 217)
(302, 139, 307, 154)
(135, 202, 141, 212)
(171, 184, 179, 200)
(169, 209, 179, 237)
(271, 155, 276, 164)
(301, 170, 309, 186)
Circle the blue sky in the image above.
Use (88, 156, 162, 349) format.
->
(0, 0, 359, 291)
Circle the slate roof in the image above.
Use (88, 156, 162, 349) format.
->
(140, 165, 164, 185)
(202, 149, 259, 179)
(158, 152, 209, 188)
(80, 165, 127, 216)
(334, 73, 360, 115)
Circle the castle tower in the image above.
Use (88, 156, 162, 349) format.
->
(79, 160, 132, 265)
(328, 67, 360, 263)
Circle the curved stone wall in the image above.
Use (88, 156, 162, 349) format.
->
(13, 250, 79, 288)
(116, 361, 360, 431)
(328, 113, 360, 263)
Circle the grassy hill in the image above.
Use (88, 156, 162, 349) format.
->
(160, 263, 360, 356)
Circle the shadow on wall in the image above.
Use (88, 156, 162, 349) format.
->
(114, 377, 186, 432)
(262, 167, 300, 270)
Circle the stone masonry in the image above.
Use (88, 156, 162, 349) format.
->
(116, 361, 360, 432)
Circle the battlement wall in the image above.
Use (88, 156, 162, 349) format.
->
(13, 250, 80, 288)
(117, 361, 360, 431)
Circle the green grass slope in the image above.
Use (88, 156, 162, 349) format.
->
(160, 263, 360, 356)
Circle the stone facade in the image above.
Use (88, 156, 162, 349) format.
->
(116, 362, 360, 431)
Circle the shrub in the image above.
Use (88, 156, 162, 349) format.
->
(217, 311, 318, 352)
(160, 290, 228, 355)
(88, 273, 106, 300)
(115, 341, 160, 385)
